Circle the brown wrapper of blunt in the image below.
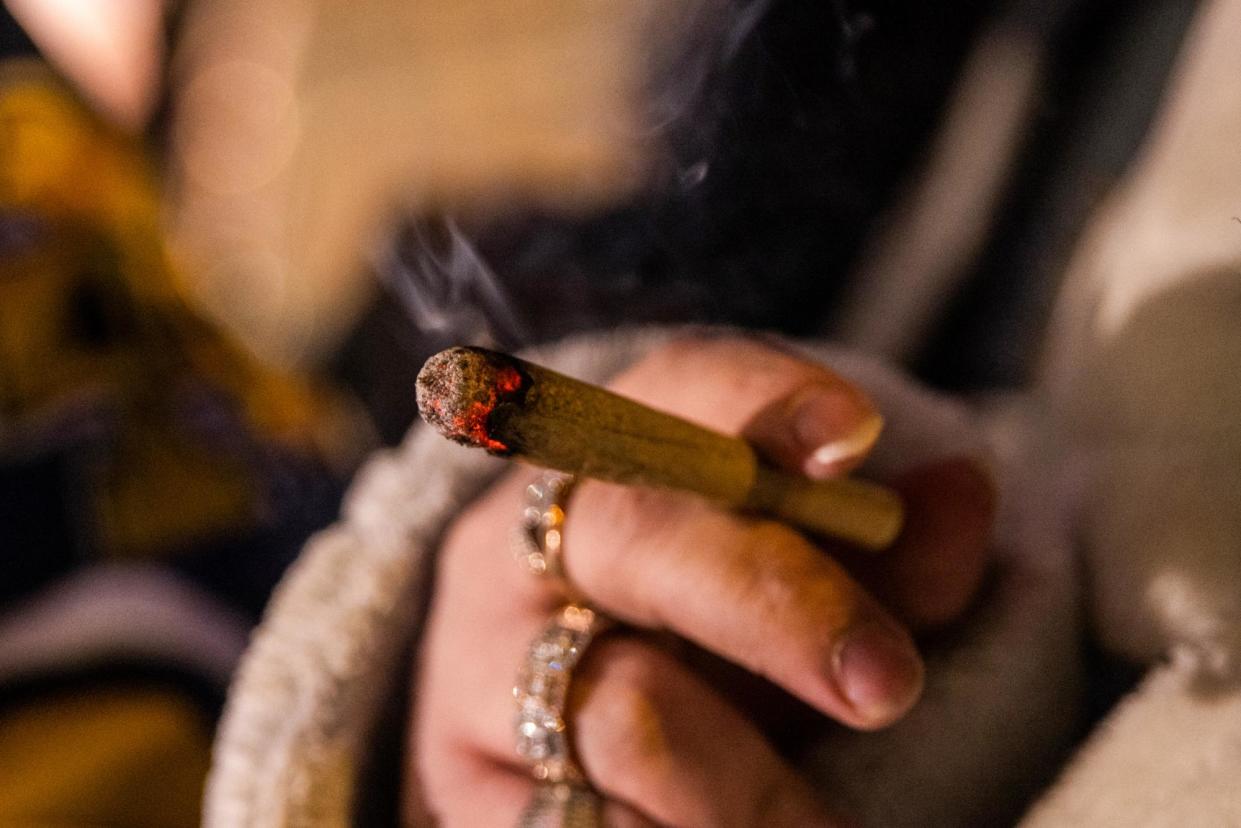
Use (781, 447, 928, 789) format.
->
(417, 346, 904, 551)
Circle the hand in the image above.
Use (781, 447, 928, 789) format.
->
(407, 336, 994, 826)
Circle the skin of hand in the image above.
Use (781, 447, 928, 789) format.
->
(407, 336, 995, 827)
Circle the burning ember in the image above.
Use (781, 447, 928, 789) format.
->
(416, 348, 525, 453)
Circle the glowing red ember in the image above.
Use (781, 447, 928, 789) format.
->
(416, 348, 525, 454)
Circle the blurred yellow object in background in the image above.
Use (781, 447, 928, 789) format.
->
(0, 62, 366, 558)
(0, 684, 211, 828)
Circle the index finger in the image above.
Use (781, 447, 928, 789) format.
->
(563, 481, 923, 730)
(612, 335, 994, 628)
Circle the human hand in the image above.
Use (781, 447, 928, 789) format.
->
(408, 336, 994, 826)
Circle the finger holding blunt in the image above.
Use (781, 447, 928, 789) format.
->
(416, 346, 904, 551)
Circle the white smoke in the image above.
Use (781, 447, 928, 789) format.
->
(377, 216, 529, 347)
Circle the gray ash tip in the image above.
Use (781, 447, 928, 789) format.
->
(416, 347, 523, 449)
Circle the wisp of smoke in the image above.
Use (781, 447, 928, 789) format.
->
(377, 215, 529, 349)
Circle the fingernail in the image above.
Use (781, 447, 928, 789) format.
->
(831, 621, 923, 725)
(792, 388, 883, 478)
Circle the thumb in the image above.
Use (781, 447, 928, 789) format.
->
(742, 381, 884, 480)
(609, 337, 886, 480)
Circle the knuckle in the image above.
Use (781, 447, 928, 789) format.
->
(413, 755, 449, 804)
(658, 332, 768, 364)
(725, 523, 811, 606)
(645, 333, 735, 368)
(723, 522, 858, 652)
(565, 482, 684, 597)
(574, 640, 673, 784)
(412, 730, 461, 808)
(750, 773, 816, 827)
(623, 335, 788, 391)
(751, 774, 789, 822)
(436, 474, 520, 576)
(608, 339, 696, 395)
